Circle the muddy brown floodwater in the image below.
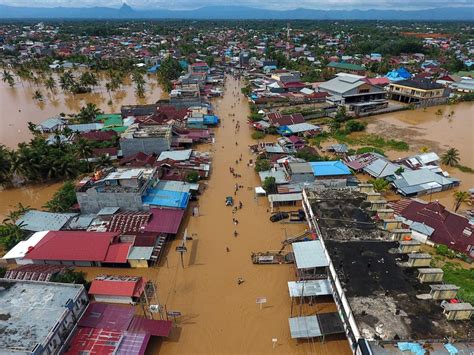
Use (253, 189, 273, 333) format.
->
(0, 74, 162, 148)
(74, 76, 352, 355)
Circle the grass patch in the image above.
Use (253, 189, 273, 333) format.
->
(356, 147, 386, 156)
(456, 164, 474, 174)
(251, 131, 266, 140)
(333, 133, 409, 151)
(442, 262, 474, 304)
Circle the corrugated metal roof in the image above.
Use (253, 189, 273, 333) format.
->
(292, 240, 328, 269)
(143, 188, 190, 209)
(143, 208, 185, 234)
(2, 231, 49, 260)
(128, 317, 172, 337)
(78, 303, 134, 331)
(268, 193, 302, 203)
(309, 161, 351, 177)
(127, 246, 154, 260)
(89, 277, 145, 297)
(104, 243, 132, 263)
(157, 149, 192, 162)
(16, 210, 76, 232)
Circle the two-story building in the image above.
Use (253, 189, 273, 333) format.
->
(388, 78, 448, 104)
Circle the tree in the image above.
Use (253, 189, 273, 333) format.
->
(0, 222, 25, 250)
(453, 191, 469, 212)
(335, 106, 348, 122)
(43, 181, 77, 212)
(94, 155, 112, 169)
(76, 103, 102, 123)
(370, 178, 390, 192)
(0, 145, 12, 186)
(32, 90, 43, 101)
(255, 159, 271, 172)
(157, 57, 182, 93)
(185, 171, 200, 183)
(345, 120, 366, 133)
(50, 269, 88, 286)
(2, 70, 15, 87)
(45, 76, 57, 94)
(251, 131, 266, 140)
(441, 147, 460, 167)
(262, 176, 277, 194)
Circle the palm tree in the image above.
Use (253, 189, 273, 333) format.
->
(76, 103, 102, 123)
(0, 144, 12, 186)
(32, 90, 44, 101)
(94, 154, 112, 169)
(453, 191, 469, 212)
(441, 147, 460, 167)
(45, 76, 57, 94)
(370, 178, 390, 193)
(2, 70, 15, 87)
(75, 137, 93, 162)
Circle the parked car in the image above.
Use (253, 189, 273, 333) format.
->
(270, 212, 289, 222)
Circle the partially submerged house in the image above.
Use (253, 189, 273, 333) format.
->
(388, 78, 448, 104)
(391, 169, 459, 197)
(88, 275, 147, 304)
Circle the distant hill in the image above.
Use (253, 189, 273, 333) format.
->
(0, 4, 472, 21)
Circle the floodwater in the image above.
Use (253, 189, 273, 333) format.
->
(366, 102, 474, 167)
(0, 182, 63, 221)
(75, 76, 351, 355)
(0, 73, 162, 148)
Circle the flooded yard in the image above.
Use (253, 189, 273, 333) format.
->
(0, 73, 162, 148)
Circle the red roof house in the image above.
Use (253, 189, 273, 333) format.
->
(143, 208, 185, 235)
(389, 200, 473, 257)
(89, 275, 146, 303)
(267, 112, 305, 127)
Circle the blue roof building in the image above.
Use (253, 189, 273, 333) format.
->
(309, 161, 352, 177)
(143, 188, 190, 209)
(385, 68, 411, 82)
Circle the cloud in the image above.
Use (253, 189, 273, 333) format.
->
(1, 0, 473, 10)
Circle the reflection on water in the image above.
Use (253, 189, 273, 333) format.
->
(0, 74, 162, 148)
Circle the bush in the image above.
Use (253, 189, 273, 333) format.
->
(249, 113, 264, 122)
(262, 176, 277, 194)
(251, 131, 266, 140)
(436, 244, 456, 258)
(185, 171, 200, 183)
(50, 269, 90, 289)
(345, 120, 366, 133)
(255, 159, 271, 172)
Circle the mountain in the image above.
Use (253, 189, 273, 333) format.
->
(0, 4, 472, 20)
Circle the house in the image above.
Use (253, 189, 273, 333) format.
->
(392, 169, 459, 197)
(119, 124, 172, 157)
(76, 167, 157, 213)
(388, 78, 448, 104)
(318, 74, 386, 104)
(287, 162, 314, 184)
(189, 61, 209, 74)
(37, 116, 65, 133)
(88, 275, 146, 304)
(309, 161, 352, 188)
(0, 279, 88, 355)
(16, 231, 131, 267)
(278, 123, 321, 137)
(15, 210, 77, 232)
(119, 152, 157, 167)
(327, 61, 366, 76)
(450, 79, 474, 93)
(389, 199, 473, 257)
(267, 112, 305, 127)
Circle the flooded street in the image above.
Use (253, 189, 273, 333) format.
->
(0, 74, 162, 148)
(76, 76, 351, 354)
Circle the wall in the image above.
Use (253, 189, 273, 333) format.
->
(129, 259, 149, 268)
(93, 294, 133, 304)
(77, 189, 145, 214)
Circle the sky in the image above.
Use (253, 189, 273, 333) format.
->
(0, 0, 473, 10)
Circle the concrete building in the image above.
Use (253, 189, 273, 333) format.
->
(169, 86, 202, 108)
(0, 279, 88, 354)
(388, 78, 448, 103)
(76, 167, 157, 213)
(120, 124, 172, 157)
(318, 73, 386, 104)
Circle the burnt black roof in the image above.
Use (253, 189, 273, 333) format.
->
(395, 78, 444, 90)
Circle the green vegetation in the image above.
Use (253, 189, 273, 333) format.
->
(44, 181, 77, 212)
(370, 178, 391, 193)
(456, 164, 474, 174)
(262, 176, 277, 194)
(156, 57, 182, 92)
(441, 147, 460, 167)
(185, 171, 200, 183)
(255, 159, 271, 172)
(333, 133, 409, 151)
(344, 119, 366, 133)
(0, 267, 6, 278)
(442, 263, 474, 304)
(453, 191, 469, 212)
(295, 149, 327, 162)
(356, 147, 386, 156)
(251, 131, 266, 140)
(241, 85, 251, 96)
(249, 113, 264, 122)
(75, 103, 103, 123)
(50, 269, 90, 288)
(0, 204, 29, 251)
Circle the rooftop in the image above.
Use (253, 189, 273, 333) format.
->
(121, 124, 172, 139)
(392, 78, 445, 90)
(0, 279, 84, 353)
(325, 240, 473, 341)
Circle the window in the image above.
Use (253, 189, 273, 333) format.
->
(359, 89, 369, 94)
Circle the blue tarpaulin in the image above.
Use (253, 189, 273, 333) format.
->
(397, 342, 425, 355)
(385, 67, 411, 81)
(143, 189, 190, 209)
(147, 65, 160, 73)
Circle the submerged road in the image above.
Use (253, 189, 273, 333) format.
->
(78, 75, 352, 355)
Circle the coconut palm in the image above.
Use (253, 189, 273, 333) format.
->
(370, 178, 390, 193)
(94, 154, 113, 169)
(0, 144, 12, 186)
(32, 90, 44, 101)
(45, 76, 57, 94)
(453, 191, 469, 212)
(441, 147, 460, 167)
(2, 70, 15, 87)
(76, 103, 102, 123)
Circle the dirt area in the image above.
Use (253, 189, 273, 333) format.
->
(75, 76, 351, 355)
